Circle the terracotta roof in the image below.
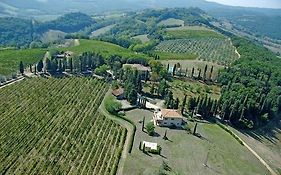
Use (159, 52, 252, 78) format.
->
(161, 109, 183, 119)
(112, 88, 124, 97)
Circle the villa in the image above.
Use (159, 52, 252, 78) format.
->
(153, 109, 184, 127)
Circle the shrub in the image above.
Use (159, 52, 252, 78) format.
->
(104, 96, 122, 115)
(146, 122, 155, 136)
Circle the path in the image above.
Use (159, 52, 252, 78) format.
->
(0, 76, 24, 89)
(226, 126, 278, 175)
(99, 90, 135, 175)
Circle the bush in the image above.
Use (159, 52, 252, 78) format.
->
(104, 96, 122, 115)
(146, 122, 155, 136)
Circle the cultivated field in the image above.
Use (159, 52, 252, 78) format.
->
(122, 109, 271, 175)
(0, 77, 126, 174)
(155, 38, 239, 64)
(0, 49, 46, 76)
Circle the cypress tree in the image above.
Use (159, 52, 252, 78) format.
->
(198, 69, 202, 80)
(174, 98, 179, 109)
(181, 95, 187, 115)
(69, 58, 73, 72)
(191, 67, 195, 78)
(19, 61, 24, 75)
(203, 65, 208, 80)
(193, 123, 198, 135)
(172, 64, 176, 76)
(29, 65, 32, 73)
(37, 60, 43, 72)
(209, 66, 214, 80)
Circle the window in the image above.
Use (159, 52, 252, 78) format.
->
(164, 118, 168, 120)
(164, 122, 167, 125)
(171, 119, 174, 120)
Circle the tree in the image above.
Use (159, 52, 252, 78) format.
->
(172, 64, 176, 76)
(29, 65, 32, 73)
(203, 65, 208, 80)
(146, 122, 155, 136)
(174, 98, 179, 109)
(37, 60, 43, 72)
(19, 61, 24, 75)
(69, 58, 73, 72)
(127, 89, 138, 105)
(191, 67, 195, 78)
(198, 69, 202, 80)
(164, 91, 174, 109)
(193, 123, 198, 135)
(104, 96, 122, 115)
(158, 80, 168, 97)
(163, 130, 168, 140)
(181, 95, 187, 115)
(150, 83, 155, 95)
(209, 66, 214, 80)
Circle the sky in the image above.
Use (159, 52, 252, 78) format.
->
(206, 0, 281, 9)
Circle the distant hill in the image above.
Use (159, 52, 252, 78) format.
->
(0, 12, 94, 47)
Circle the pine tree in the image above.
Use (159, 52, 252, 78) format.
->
(19, 61, 24, 75)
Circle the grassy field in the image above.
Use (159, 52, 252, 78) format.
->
(230, 116, 281, 175)
(132, 34, 150, 43)
(91, 25, 115, 37)
(59, 39, 150, 60)
(157, 18, 184, 27)
(0, 49, 46, 76)
(122, 109, 271, 175)
(0, 78, 126, 174)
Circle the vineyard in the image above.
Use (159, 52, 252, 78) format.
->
(155, 38, 239, 65)
(0, 77, 126, 174)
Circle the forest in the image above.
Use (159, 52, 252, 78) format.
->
(218, 37, 281, 128)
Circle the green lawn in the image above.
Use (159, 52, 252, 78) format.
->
(0, 49, 46, 76)
(122, 109, 271, 175)
(59, 39, 151, 60)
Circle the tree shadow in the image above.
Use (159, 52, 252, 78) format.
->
(231, 115, 281, 145)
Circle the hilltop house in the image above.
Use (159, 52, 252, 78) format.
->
(153, 109, 184, 127)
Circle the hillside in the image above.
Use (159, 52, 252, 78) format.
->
(59, 39, 150, 60)
(0, 12, 94, 47)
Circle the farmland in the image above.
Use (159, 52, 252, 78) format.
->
(59, 39, 150, 60)
(155, 38, 239, 64)
(0, 48, 46, 76)
(0, 77, 126, 174)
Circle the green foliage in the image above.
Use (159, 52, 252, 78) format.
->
(218, 37, 281, 128)
(217, 122, 244, 146)
(146, 122, 155, 136)
(59, 39, 150, 60)
(95, 65, 109, 76)
(0, 48, 46, 76)
(19, 61, 24, 74)
(104, 96, 122, 115)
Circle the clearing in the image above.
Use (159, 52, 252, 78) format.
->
(91, 24, 115, 37)
(132, 34, 150, 43)
(157, 18, 185, 27)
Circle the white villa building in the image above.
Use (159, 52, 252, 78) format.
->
(153, 109, 184, 127)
